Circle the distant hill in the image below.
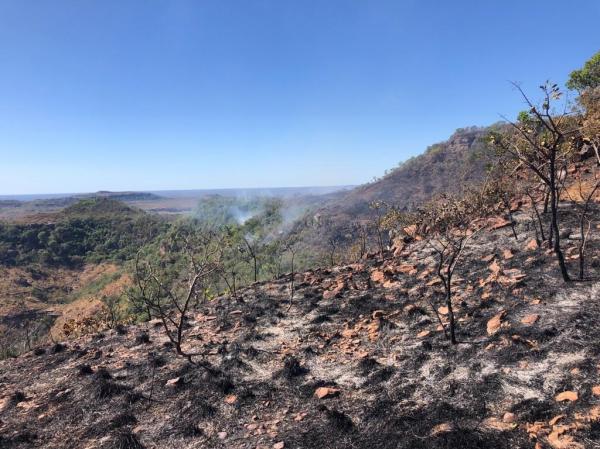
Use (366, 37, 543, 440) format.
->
(58, 197, 145, 219)
(0, 198, 167, 267)
(90, 191, 163, 202)
(0, 192, 164, 222)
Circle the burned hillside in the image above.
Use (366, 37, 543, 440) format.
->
(2, 194, 600, 449)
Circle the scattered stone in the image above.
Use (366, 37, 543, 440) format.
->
(502, 412, 516, 423)
(547, 426, 584, 449)
(481, 254, 495, 263)
(489, 260, 501, 275)
(486, 310, 506, 335)
(224, 394, 237, 404)
(367, 320, 381, 342)
(549, 415, 565, 426)
(430, 422, 454, 436)
(323, 281, 346, 300)
(489, 217, 512, 230)
(165, 377, 182, 388)
(370, 270, 386, 283)
(521, 314, 539, 325)
(426, 278, 441, 286)
(403, 304, 417, 314)
(526, 239, 539, 250)
(416, 330, 431, 338)
(217, 431, 228, 440)
(555, 391, 578, 402)
(396, 264, 417, 275)
(502, 249, 514, 260)
(314, 387, 340, 399)
(273, 442, 285, 449)
(592, 386, 600, 396)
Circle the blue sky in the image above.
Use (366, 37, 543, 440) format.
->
(0, 1, 599, 194)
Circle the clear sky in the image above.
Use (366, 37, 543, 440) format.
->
(0, 1, 599, 195)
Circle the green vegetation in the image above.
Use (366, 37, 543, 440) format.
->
(0, 198, 168, 267)
(567, 50, 600, 91)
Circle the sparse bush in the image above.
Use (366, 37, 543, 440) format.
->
(387, 183, 499, 344)
(132, 225, 222, 362)
(489, 82, 578, 281)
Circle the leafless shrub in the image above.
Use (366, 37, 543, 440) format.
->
(387, 183, 499, 344)
(489, 82, 580, 281)
(562, 167, 600, 279)
(132, 226, 222, 362)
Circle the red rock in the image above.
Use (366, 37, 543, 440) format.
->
(314, 387, 340, 399)
(367, 320, 381, 342)
(323, 282, 345, 300)
(502, 412, 516, 423)
(396, 264, 417, 275)
(294, 412, 308, 422)
(273, 442, 285, 449)
(488, 260, 501, 275)
(481, 254, 495, 263)
(486, 310, 506, 335)
(555, 391, 578, 402)
(521, 314, 539, 325)
(502, 249, 514, 260)
(426, 278, 441, 286)
(489, 217, 512, 230)
(526, 239, 539, 250)
(549, 415, 565, 426)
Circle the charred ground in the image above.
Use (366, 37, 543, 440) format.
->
(2, 199, 600, 449)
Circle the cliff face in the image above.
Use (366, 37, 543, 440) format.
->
(2, 197, 600, 449)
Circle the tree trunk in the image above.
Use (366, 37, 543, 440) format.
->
(592, 142, 600, 166)
(532, 202, 545, 242)
(578, 216, 588, 281)
(445, 283, 457, 345)
(579, 242, 585, 280)
(505, 197, 518, 241)
(438, 265, 457, 345)
(549, 162, 570, 282)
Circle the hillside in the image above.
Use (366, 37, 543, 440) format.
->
(318, 126, 494, 222)
(0, 199, 168, 356)
(2, 195, 600, 449)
